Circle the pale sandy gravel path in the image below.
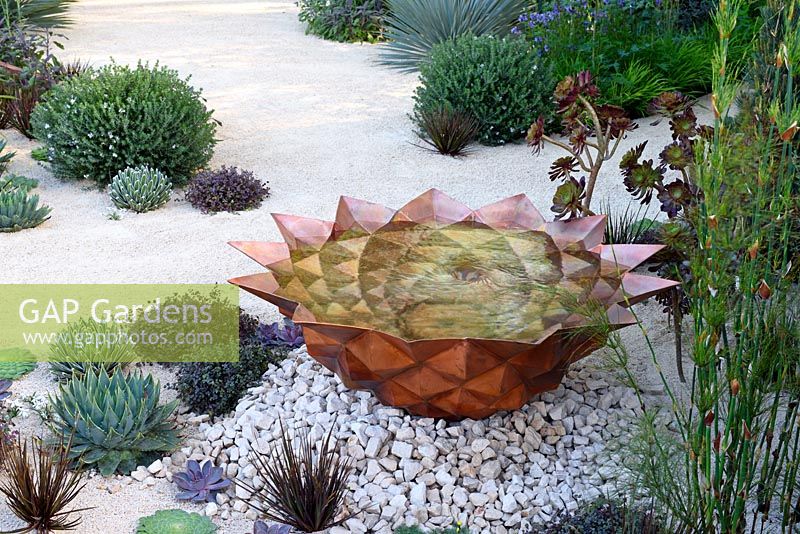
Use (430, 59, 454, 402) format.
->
(0, 1, 699, 532)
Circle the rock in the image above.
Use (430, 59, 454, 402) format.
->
(479, 460, 502, 479)
(471, 438, 491, 453)
(205, 503, 218, 517)
(131, 468, 148, 482)
(391, 441, 414, 459)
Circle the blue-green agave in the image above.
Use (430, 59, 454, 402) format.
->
(109, 166, 172, 213)
(0, 188, 51, 232)
(136, 509, 216, 534)
(49, 369, 180, 476)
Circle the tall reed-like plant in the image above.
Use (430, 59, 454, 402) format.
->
(596, 0, 800, 531)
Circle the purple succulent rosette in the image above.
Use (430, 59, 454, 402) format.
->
(174, 459, 231, 503)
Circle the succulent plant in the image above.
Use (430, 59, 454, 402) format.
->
(0, 379, 10, 402)
(136, 509, 217, 534)
(0, 350, 37, 380)
(256, 319, 305, 349)
(253, 521, 291, 534)
(48, 318, 131, 382)
(0, 188, 51, 232)
(109, 165, 172, 213)
(174, 459, 231, 503)
(0, 173, 38, 193)
(49, 369, 180, 476)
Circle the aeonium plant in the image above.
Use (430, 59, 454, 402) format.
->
(527, 71, 638, 219)
(528, 73, 712, 382)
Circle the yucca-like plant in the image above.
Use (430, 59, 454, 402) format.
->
(0, 188, 51, 232)
(109, 166, 172, 213)
(379, 0, 526, 72)
(235, 421, 355, 531)
(48, 318, 130, 382)
(0, 0, 77, 29)
(415, 106, 479, 156)
(49, 369, 180, 476)
(0, 436, 90, 534)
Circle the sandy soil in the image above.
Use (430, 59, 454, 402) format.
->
(0, 0, 704, 532)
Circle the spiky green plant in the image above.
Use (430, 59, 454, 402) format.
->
(235, 421, 355, 531)
(415, 106, 479, 156)
(48, 318, 130, 382)
(49, 369, 180, 476)
(136, 509, 217, 534)
(379, 0, 526, 72)
(109, 166, 172, 213)
(0, 0, 77, 29)
(0, 348, 37, 380)
(0, 188, 51, 232)
(0, 173, 38, 193)
(0, 436, 90, 534)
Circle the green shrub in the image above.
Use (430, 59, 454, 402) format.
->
(31, 62, 217, 186)
(109, 165, 172, 213)
(298, 0, 385, 42)
(173, 339, 287, 417)
(380, 0, 525, 72)
(49, 369, 179, 476)
(534, 497, 663, 533)
(136, 509, 216, 534)
(512, 0, 716, 116)
(413, 35, 553, 145)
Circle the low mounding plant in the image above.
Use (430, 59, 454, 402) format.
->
(297, 0, 385, 42)
(395, 524, 468, 534)
(534, 497, 662, 533)
(174, 459, 231, 503)
(414, 35, 553, 146)
(109, 165, 172, 213)
(136, 509, 217, 534)
(380, 0, 525, 72)
(48, 317, 131, 382)
(0, 436, 90, 534)
(234, 421, 355, 532)
(31, 62, 217, 186)
(0, 187, 51, 232)
(49, 369, 180, 476)
(173, 339, 287, 416)
(185, 166, 270, 214)
(415, 106, 479, 156)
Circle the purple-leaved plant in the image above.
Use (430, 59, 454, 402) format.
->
(174, 459, 231, 503)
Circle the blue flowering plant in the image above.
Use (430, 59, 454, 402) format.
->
(511, 0, 714, 115)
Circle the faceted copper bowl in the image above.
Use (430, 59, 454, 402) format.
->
(229, 190, 677, 420)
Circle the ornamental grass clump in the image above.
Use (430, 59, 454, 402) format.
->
(414, 34, 553, 146)
(415, 106, 479, 156)
(49, 369, 180, 476)
(109, 165, 172, 213)
(0, 436, 90, 534)
(235, 421, 356, 532)
(30, 62, 217, 186)
(185, 166, 270, 214)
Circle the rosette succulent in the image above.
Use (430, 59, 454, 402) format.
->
(0, 188, 51, 232)
(229, 190, 677, 419)
(49, 369, 180, 475)
(136, 509, 216, 534)
(174, 459, 231, 503)
(110, 166, 172, 213)
(257, 319, 305, 349)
